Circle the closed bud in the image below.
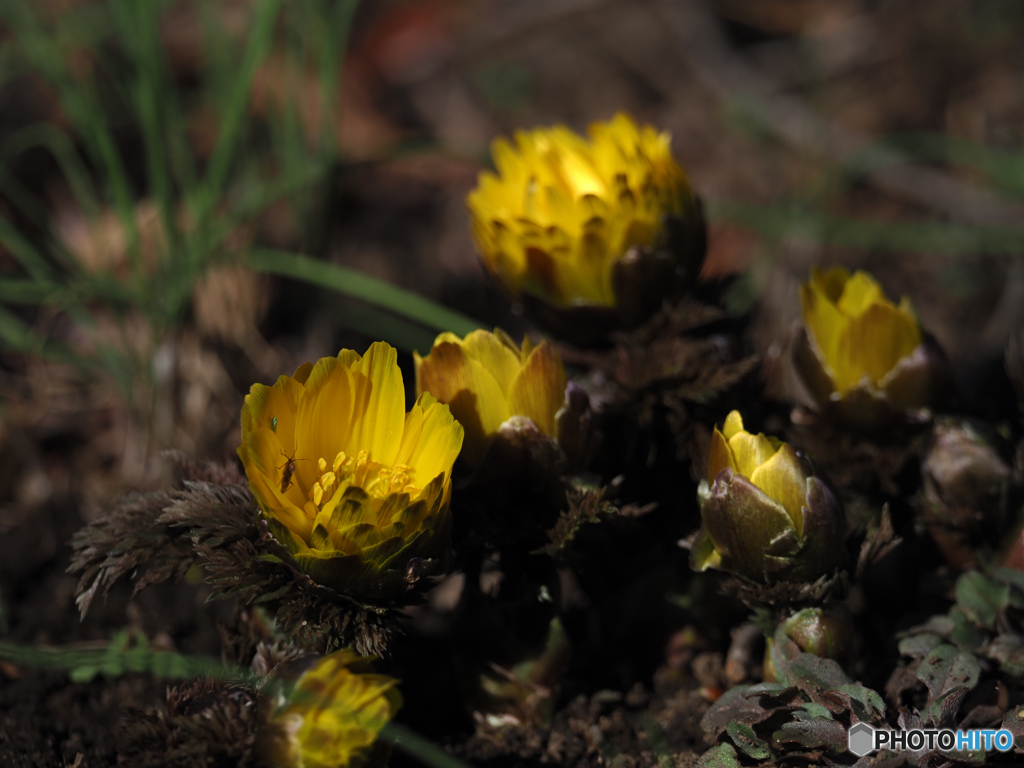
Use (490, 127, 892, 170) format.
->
(923, 419, 1011, 523)
(690, 411, 847, 584)
(794, 266, 949, 432)
(764, 607, 854, 682)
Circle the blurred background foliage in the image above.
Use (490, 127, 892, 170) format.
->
(1, 0, 1024, 567)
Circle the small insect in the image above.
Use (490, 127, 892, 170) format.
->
(278, 449, 307, 493)
(270, 416, 278, 432)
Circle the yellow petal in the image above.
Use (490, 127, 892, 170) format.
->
(722, 410, 745, 440)
(800, 280, 846, 381)
(291, 361, 314, 385)
(506, 340, 567, 437)
(707, 427, 737, 483)
(414, 340, 508, 460)
(238, 428, 312, 540)
(809, 265, 850, 303)
(836, 270, 885, 318)
(294, 359, 354, 492)
(833, 301, 921, 392)
(397, 393, 465, 483)
(459, 329, 523, 393)
(727, 430, 778, 478)
(748, 444, 808, 535)
(346, 342, 406, 467)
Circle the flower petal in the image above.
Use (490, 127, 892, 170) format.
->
(397, 394, 465, 484)
(707, 427, 737, 484)
(727, 430, 778, 478)
(294, 359, 354, 492)
(347, 342, 406, 467)
(836, 270, 885, 318)
(748, 444, 808, 534)
(800, 279, 846, 382)
(506, 340, 567, 437)
(722, 410, 745, 440)
(460, 329, 523, 393)
(834, 301, 921, 393)
(414, 340, 507, 462)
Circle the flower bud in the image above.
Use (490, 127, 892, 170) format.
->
(414, 328, 592, 472)
(921, 419, 1011, 567)
(764, 607, 854, 682)
(793, 266, 949, 432)
(467, 113, 705, 345)
(690, 411, 847, 584)
(258, 650, 401, 768)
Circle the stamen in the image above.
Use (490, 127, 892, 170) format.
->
(318, 457, 327, 472)
(312, 482, 323, 506)
(321, 471, 336, 488)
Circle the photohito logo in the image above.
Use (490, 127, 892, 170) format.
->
(848, 723, 1015, 756)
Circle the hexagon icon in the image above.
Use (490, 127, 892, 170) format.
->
(848, 723, 874, 757)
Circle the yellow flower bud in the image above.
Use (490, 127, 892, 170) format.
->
(691, 411, 846, 584)
(467, 113, 705, 343)
(414, 328, 589, 470)
(237, 342, 464, 597)
(794, 266, 948, 430)
(259, 650, 401, 768)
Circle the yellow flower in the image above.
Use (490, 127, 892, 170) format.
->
(259, 650, 401, 768)
(799, 266, 921, 395)
(413, 329, 568, 468)
(237, 342, 464, 594)
(691, 411, 846, 583)
(467, 112, 696, 313)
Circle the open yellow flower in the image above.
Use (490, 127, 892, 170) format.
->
(794, 267, 948, 430)
(691, 411, 846, 583)
(414, 329, 577, 468)
(238, 342, 464, 595)
(467, 113, 703, 339)
(259, 650, 401, 768)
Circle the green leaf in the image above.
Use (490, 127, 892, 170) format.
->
(915, 644, 981, 700)
(726, 720, 771, 759)
(772, 718, 848, 753)
(68, 665, 99, 683)
(695, 743, 742, 768)
(835, 684, 886, 721)
(795, 702, 833, 721)
(956, 571, 1009, 628)
(898, 632, 943, 658)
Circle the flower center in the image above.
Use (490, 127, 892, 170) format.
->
(306, 450, 419, 510)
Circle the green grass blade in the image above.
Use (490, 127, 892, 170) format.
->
(708, 199, 1024, 256)
(0, 638, 255, 685)
(199, 0, 283, 216)
(380, 722, 472, 768)
(2, 0, 142, 269)
(0, 279, 54, 303)
(0, 216, 53, 280)
(0, 304, 86, 366)
(246, 248, 483, 337)
(108, 0, 178, 252)
(1, 123, 100, 219)
(316, 0, 360, 157)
